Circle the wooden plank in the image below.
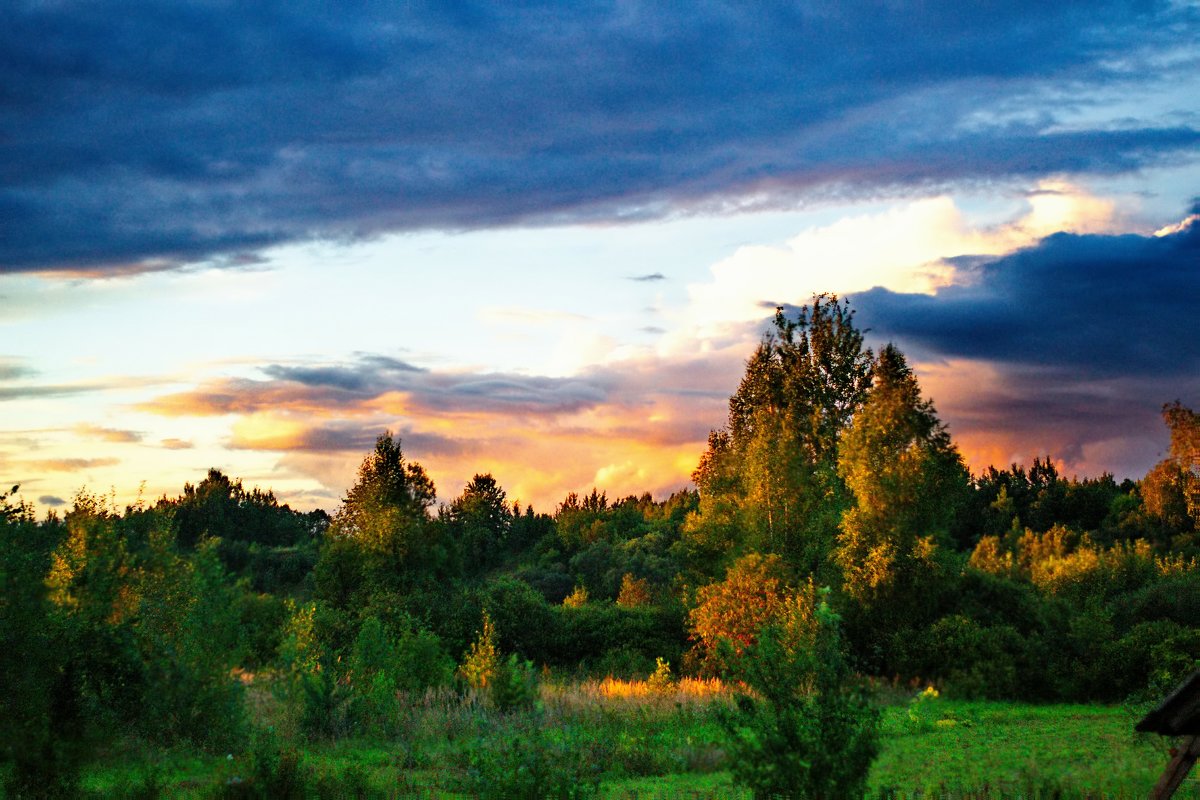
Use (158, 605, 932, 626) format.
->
(1151, 734, 1200, 800)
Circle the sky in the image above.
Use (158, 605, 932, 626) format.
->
(2, 1, 1199, 514)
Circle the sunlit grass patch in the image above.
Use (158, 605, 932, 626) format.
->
(542, 675, 732, 714)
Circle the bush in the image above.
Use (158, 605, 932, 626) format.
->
(647, 657, 674, 692)
(719, 583, 879, 800)
(213, 729, 306, 799)
(459, 612, 540, 711)
(489, 653, 540, 713)
(459, 610, 501, 691)
(461, 720, 607, 800)
(555, 603, 684, 669)
(901, 615, 1029, 700)
(234, 590, 289, 670)
(482, 577, 559, 659)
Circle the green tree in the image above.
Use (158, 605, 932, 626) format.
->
(686, 296, 873, 575)
(443, 473, 512, 577)
(1160, 401, 1199, 522)
(835, 349, 967, 588)
(321, 433, 442, 596)
(337, 433, 435, 533)
(1141, 459, 1195, 534)
(719, 582, 879, 800)
(459, 610, 501, 690)
(163, 468, 315, 549)
(615, 573, 653, 608)
(835, 346, 969, 665)
(0, 492, 86, 797)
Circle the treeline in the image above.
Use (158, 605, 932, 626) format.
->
(2, 296, 1198, 793)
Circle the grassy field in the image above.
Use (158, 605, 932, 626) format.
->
(47, 679, 1186, 798)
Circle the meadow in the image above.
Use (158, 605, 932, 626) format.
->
(63, 677, 1173, 799)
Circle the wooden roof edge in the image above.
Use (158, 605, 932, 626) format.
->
(1138, 668, 1200, 735)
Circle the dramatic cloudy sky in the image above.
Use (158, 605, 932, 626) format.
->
(3, 1, 1198, 513)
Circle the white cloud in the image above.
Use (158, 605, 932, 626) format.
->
(674, 182, 1119, 340)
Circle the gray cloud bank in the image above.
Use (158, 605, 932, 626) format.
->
(3, 1, 1197, 274)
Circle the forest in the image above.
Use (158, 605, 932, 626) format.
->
(3, 297, 1199, 798)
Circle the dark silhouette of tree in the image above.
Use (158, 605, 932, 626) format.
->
(444, 473, 512, 577)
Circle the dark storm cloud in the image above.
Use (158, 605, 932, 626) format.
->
(3, 1, 1197, 274)
(261, 356, 425, 392)
(848, 218, 1200, 476)
(852, 219, 1200, 380)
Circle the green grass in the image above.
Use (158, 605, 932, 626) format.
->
(869, 700, 1172, 798)
(30, 689, 1188, 799)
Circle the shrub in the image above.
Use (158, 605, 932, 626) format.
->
(459, 610, 501, 691)
(344, 614, 453, 734)
(615, 573, 653, 608)
(556, 602, 685, 670)
(213, 729, 306, 799)
(462, 720, 607, 799)
(647, 657, 674, 693)
(688, 553, 792, 672)
(482, 577, 559, 659)
(719, 583, 880, 800)
(904, 686, 941, 733)
(234, 590, 289, 670)
(490, 653, 541, 713)
(562, 585, 589, 608)
(902, 615, 1028, 700)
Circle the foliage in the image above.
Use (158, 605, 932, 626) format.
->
(160, 468, 320, 551)
(688, 553, 793, 671)
(719, 582, 880, 800)
(687, 296, 874, 574)
(459, 611, 502, 691)
(616, 572, 653, 607)
(443, 473, 512, 576)
(0, 506, 84, 798)
(326, 434, 442, 584)
(489, 653, 541, 713)
(904, 686, 941, 733)
(646, 657, 675, 693)
(461, 718, 607, 800)
(833, 346, 970, 674)
(278, 601, 350, 740)
(214, 729, 307, 799)
(482, 576, 559, 658)
(562, 585, 589, 607)
(345, 614, 453, 734)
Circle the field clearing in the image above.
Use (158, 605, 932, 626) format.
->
(54, 681, 1190, 799)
